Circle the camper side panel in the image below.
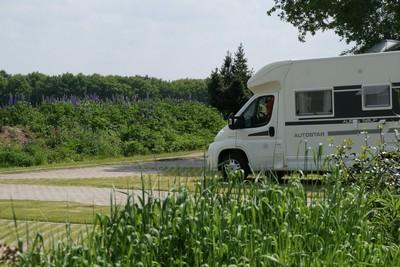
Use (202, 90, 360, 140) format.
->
(282, 52, 400, 170)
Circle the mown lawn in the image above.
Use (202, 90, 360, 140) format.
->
(0, 200, 109, 224)
(0, 219, 90, 249)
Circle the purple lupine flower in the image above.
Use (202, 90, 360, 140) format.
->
(71, 95, 80, 106)
(8, 93, 14, 106)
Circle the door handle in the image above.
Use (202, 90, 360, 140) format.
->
(269, 126, 275, 137)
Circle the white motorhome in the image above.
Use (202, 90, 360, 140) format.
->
(207, 51, 400, 177)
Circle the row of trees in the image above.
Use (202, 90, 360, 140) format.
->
(0, 71, 208, 105)
(0, 44, 253, 117)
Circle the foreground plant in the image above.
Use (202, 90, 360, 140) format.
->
(11, 143, 400, 266)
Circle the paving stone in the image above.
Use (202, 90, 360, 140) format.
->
(0, 184, 170, 205)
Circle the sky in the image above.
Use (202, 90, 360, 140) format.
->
(0, 0, 351, 80)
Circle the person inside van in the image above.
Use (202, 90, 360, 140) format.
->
(265, 96, 274, 122)
(254, 95, 274, 126)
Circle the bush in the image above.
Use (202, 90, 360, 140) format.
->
(123, 141, 148, 156)
(0, 144, 35, 167)
(325, 139, 400, 194)
(0, 100, 225, 167)
(324, 138, 400, 244)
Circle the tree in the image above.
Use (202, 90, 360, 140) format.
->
(267, 0, 400, 53)
(208, 68, 224, 109)
(207, 44, 253, 115)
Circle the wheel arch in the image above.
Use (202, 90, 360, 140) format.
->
(217, 149, 249, 170)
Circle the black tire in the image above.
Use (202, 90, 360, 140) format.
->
(220, 153, 250, 179)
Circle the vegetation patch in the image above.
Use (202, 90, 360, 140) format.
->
(9, 177, 399, 266)
(0, 200, 109, 224)
(0, 220, 89, 253)
(0, 71, 208, 105)
(0, 100, 224, 168)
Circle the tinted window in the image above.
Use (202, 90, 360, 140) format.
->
(295, 89, 333, 116)
(363, 85, 390, 108)
(393, 85, 400, 113)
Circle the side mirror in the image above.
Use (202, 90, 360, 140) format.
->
(228, 113, 235, 129)
(228, 114, 244, 130)
(269, 126, 275, 137)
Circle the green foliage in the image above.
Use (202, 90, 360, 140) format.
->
(267, 0, 400, 53)
(323, 137, 400, 244)
(0, 100, 225, 167)
(0, 144, 35, 167)
(14, 162, 400, 266)
(0, 72, 208, 105)
(208, 43, 253, 116)
(325, 136, 400, 194)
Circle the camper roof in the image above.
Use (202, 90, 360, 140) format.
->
(247, 51, 400, 94)
(247, 61, 292, 94)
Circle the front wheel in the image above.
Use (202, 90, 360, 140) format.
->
(220, 153, 250, 179)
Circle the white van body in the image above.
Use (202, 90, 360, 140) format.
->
(207, 51, 400, 174)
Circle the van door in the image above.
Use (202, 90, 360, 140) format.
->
(235, 93, 278, 171)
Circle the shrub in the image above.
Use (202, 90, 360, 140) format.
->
(0, 100, 225, 167)
(324, 138, 400, 245)
(0, 144, 35, 167)
(123, 141, 148, 156)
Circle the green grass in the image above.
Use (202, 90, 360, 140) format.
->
(0, 219, 89, 249)
(0, 200, 108, 258)
(0, 200, 109, 224)
(0, 175, 199, 191)
(0, 150, 204, 174)
(12, 173, 400, 266)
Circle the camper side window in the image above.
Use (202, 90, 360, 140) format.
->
(362, 85, 391, 110)
(393, 84, 400, 113)
(295, 89, 333, 117)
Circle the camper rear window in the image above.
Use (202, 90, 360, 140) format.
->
(362, 85, 391, 109)
(295, 89, 333, 117)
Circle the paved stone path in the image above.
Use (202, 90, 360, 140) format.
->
(0, 184, 170, 205)
(0, 154, 205, 179)
(0, 153, 204, 205)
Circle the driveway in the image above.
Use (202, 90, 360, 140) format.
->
(0, 153, 205, 205)
(0, 153, 205, 179)
(0, 184, 170, 205)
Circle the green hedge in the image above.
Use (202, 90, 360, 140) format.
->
(0, 100, 225, 167)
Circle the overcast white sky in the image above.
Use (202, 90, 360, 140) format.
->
(0, 0, 351, 80)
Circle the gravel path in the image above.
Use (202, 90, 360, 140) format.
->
(0, 154, 206, 180)
(0, 154, 204, 204)
(0, 184, 170, 205)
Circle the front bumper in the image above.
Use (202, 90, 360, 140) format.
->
(207, 142, 219, 170)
